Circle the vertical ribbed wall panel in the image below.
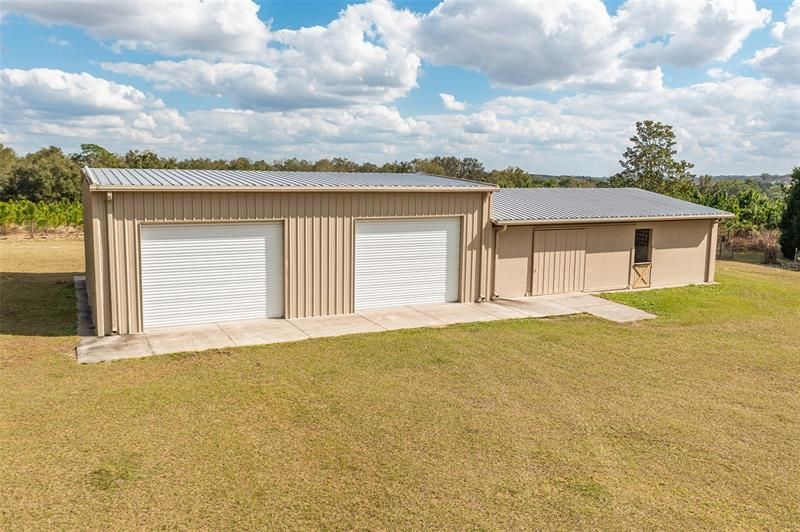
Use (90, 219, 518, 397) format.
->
(89, 190, 490, 334)
(531, 229, 587, 296)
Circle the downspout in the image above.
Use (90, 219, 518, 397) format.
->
(477, 191, 494, 302)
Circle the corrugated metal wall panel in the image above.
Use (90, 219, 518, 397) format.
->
(494, 226, 534, 297)
(140, 223, 283, 329)
(354, 218, 460, 310)
(532, 229, 586, 295)
(87, 191, 489, 335)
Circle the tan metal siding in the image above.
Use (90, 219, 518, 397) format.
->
(584, 224, 635, 291)
(707, 220, 719, 283)
(493, 226, 533, 298)
(531, 229, 586, 295)
(491, 219, 719, 300)
(86, 190, 490, 335)
(640, 220, 710, 287)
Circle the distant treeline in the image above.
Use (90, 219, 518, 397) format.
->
(0, 143, 788, 236)
(0, 143, 605, 204)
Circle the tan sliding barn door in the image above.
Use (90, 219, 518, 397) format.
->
(531, 229, 587, 295)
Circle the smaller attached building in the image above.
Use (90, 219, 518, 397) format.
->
(491, 188, 733, 298)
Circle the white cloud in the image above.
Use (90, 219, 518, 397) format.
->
(746, 0, 800, 84)
(5, 0, 779, 101)
(617, 0, 770, 68)
(1, 1, 797, 176)
(0, 68, 160, 116)
(416, 0, 623, 88)
(439, 93, 466, 111)
(172, 76, 798, 175)
(100, 1, 421, 110)
(706, 67, 734, 80)
(413, 0, 769, 90)
(3, 66, 798, 175)
(3, 0, 270, 60)
(0, 68, 191, 152)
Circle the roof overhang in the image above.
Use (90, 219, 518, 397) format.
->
(81, 168, 498, 193)
(86, 184, 498, 193)
(492, 213, 735, 226)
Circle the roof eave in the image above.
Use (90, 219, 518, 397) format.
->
(81, 166, 97, 185)
(86, 184, 498, 193)
(492, 213, 735, 225)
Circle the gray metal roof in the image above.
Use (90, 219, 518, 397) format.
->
(83, 167, 495, 190)
(492, 187, 732, 223)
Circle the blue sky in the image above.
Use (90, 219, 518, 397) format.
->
(1, 0, 798, 175)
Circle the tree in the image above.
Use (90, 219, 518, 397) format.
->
(487, 166, 532, 188)
(71, 143, 123, 168)
(228, 157, 255, 170)
(779, 166, 800, 260)
(412, 156, 486, 181)
(609, 120, 696, 199)
(2, 147, 82, 202)
(272, 158, 313, 171)
(124, 149, 177, 169)
(0, 144, 18, 193)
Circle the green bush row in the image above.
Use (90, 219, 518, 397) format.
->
(0, 200, 83, 234)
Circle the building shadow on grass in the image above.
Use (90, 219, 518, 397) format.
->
(0, 272, 84, 336)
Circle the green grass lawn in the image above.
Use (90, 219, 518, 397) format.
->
(1, 239, 798, 529)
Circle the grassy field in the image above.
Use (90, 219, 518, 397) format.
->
(1, 239, 798, 529)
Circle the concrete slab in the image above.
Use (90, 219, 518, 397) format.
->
(74, 295, 657, 363)
(412, 302, 500, 325)
(73, 276, 96, 337)
(549, 293, 617, 310)
(146, 324, 235, 355)
(585, 303, 656, 323)
(218, 318, 308, 346)
(359, 306, 444, 330)
(77, 334, 153, 363)
(290, 313, 384, 338)
(473, 302, 529, 319)
(494, 297, 582, 318)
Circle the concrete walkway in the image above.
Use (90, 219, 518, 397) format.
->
(76, 293, 655, 363)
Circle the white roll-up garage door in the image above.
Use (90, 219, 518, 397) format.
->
(355, 218, 460, 311)
(140, 223, 283, 329)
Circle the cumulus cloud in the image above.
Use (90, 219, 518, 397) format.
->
(746, 0, 800, 84)
(617, 0, 771, 68)
(101, 1, 421, 109)
(706, 67, 734, 80)
(3, 0, 270, 60)
(412, 0, 769, 89)
(175, 76, 798, 175)
(439, 93, 466, 111)
(416, 0, 623, 88)
(1, 1, 797, 175)
(0, 68, 190, 151)
(6, 0, 778, 99)
(0, 68, 160, 117)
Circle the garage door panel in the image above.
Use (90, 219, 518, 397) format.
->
(355, 218, 460, 311)
(140, 223, 283, 329)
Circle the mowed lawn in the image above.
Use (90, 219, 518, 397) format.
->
(1, 239, 798, 529)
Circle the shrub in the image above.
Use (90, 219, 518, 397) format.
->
(0, 200, 83, 235)
(754, 229, 781, 265)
